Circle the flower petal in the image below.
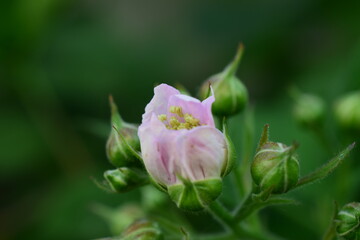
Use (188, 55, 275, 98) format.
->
(138, 114, 177, 186)
(142, 84, 179, 123)
(176, 126, 227, 181)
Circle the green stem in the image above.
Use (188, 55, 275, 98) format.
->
(208, 201, 275, 240)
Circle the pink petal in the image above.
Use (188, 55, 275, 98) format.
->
(176, 126, 227, 181)
(142, 84, 179, 123)
(138, 114, 177, 185)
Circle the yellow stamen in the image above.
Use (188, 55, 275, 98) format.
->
(158, 114, 167, 121)
(158, 106, 203, 130)
(169, 106, 183, 117)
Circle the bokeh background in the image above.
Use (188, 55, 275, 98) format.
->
(1, 0, 360, 239)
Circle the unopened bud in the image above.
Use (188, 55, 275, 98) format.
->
(292, 90, 325, 128)
(106, 96, 141, 167)
(198, 44, 248, 117)
(104, 168, 148, 193)
(121, 219, 163, 240)
(334, 91, 360, 131)
(336, 202, 360, 240)
(251, 125, 299, 194)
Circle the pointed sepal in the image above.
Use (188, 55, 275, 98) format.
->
(167, 178, 222, 212)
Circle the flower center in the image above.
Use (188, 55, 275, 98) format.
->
(158, 106, 202, 130)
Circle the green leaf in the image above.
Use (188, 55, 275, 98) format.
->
(295, 143, 355, 188)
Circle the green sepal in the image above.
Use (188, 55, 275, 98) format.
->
(336, 202, 360, 240)
(106, 96, 142, 168)
(221, 118, 235, 177)
(295, 143, 355, 189)
(168, 178, 222, 212)
(256, 124, 269, 152)
(251, 141, 300, 194)
(104, 168, 149, 193)
(112, 125, 143, 164)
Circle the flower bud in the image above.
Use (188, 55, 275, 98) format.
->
(334, 91, 360, 131)
(121, 219, 163, 240)
(251, 125, 299, 194)
(106, 96, 141, 167)
(292, 90, 325, 128)
(336, 202, 360, 240)
(104, 168, 148, 193)
(198, 44, 248, 117)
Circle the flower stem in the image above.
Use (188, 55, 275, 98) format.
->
(208, 201, 278, 240)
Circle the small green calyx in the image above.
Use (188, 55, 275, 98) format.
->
(198, 43, 248, 117)
(106, 96, 141, 168)
(251, 125, 300, 194)
(336, 202, 360, 240)
(168, 178, 222, 212)
(121, 219, 164, 240)
(104, 168, 148, 193)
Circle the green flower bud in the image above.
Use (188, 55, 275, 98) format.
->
(334, 91, 360, 131)
(292, 90, 325, 128)
(121, 219, 163, 240)
(104, 168, 148, 193)
(336, 202, 360, 240)
(198, 44, 248, 117)
(106, 96, 141, 167)
(251, 125, 299, 194)
(167, 178, 222, 211)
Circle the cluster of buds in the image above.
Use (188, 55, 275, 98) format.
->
(198, 43, 248, 117)
(336, 202, 360, 240)
(251, 125, 299, 194)
(138, 84, 234, 211)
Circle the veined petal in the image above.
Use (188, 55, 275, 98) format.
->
(176, 126, 227, 181)
(202, 93, 215, 127)
(138, 114, 176, 186)
(143, 84, 179, 123)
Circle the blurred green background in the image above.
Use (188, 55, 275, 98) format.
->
(1, 0, 360, 239)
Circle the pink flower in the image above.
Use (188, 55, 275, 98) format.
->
(138, 84, 229, 189)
